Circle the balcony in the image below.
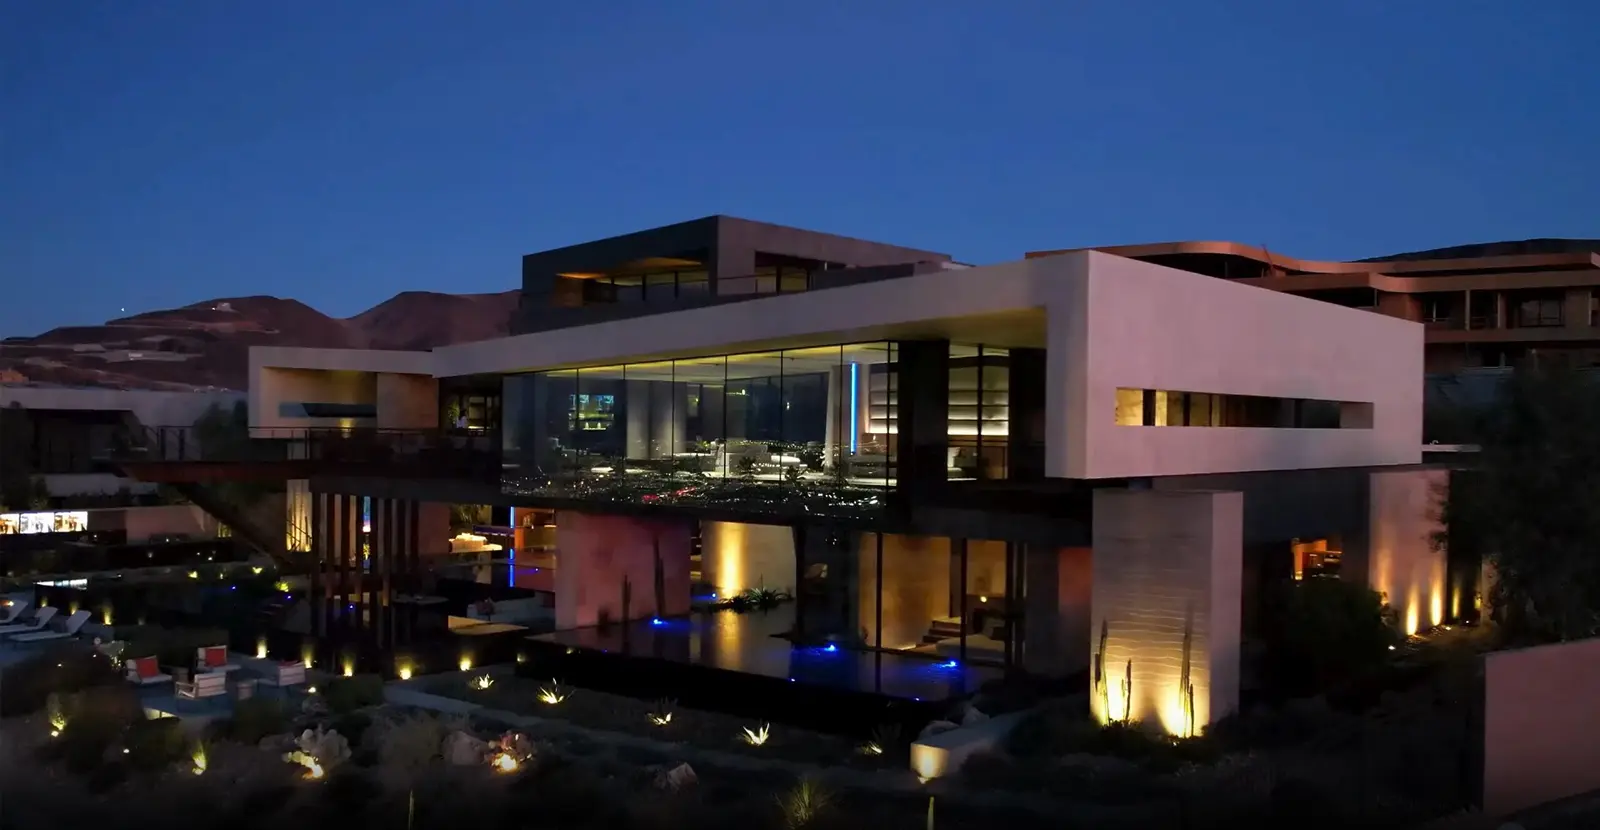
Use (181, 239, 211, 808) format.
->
(103, 427, 501, 483)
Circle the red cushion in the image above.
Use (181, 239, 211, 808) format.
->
(132, 656, 158, 679)
(202, 646, 227, 668)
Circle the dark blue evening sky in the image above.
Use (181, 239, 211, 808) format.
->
(2, 0, 1595, 337)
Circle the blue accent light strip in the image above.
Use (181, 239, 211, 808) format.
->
(849, 362, 860, 454)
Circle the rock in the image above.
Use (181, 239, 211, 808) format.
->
(653, 762, 697, 792)
(917, 720, 960, 740)
(496, 731, 536, 762)
(442, 730, 489, 766)
(960, 706, 990, 726)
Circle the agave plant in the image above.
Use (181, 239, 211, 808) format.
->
(648, 698, 676, 726)
(537, 679, 570, 705)
(468, 673, 495, 691)
(741, 722, 771, 747)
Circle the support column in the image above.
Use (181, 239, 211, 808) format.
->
(553, 512, 692, 629)
(1007, 348, 1047, 481)
(1021, 544, 1093, 676)
(894, 340, 950, 496)
(1090, 489, 1243, 736)
(791, 524, 860, 646)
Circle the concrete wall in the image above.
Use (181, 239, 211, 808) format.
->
(376, 373, 439, 430)
(1089, 489, 1243, 736)
(700, 520, 796, 596)
(250, 367, 376, 431)
(1055, 252, 1424, 479)
(553, 511, 693, 629)
(1481, 638, 1600, 816)
(247, 346, 434, 432)
(1364, 468, 1449, 635)
(857, 533, 951, 650)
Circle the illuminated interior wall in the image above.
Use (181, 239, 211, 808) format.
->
(1365, 468, 1448, 635)
(286, 480, 312, 552)
(700, 520, 796, 596)
(857, 533, 951, 650)
(554, 511, 693, 629)
(1090, 489, 1243, 736)
(251, 367, 377, 432)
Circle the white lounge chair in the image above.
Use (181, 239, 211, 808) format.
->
(175, 671, 229, 712)
(125, 655, 173, 687)
(254, 661, 307, 697)
(195, 645, 240, 674)
(0, 600, 31, 624)
(0, 606, 58, 638)
(11, 610, 91, 645)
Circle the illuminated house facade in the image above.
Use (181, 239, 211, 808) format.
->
(244, 217, 1451, 735)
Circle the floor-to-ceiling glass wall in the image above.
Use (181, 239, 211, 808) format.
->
(500, 342, 899, 519)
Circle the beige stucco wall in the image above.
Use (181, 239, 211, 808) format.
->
(247, 346, 435, 432)
(1090, 489, 1243, 736)
(1481, 638, 1600, 816)
(1055, 252, 1424, 479)
(700, 520, 796, 596)
(1365, 468, 1449, 635)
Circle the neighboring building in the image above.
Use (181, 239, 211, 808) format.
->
(0, 384, 243, 499)
(1026, 239, 1600, 373)
(121, 217, 1458, 740)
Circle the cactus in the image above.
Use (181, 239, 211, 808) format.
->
(1094, 619, 1110, 721)
(652, 536, 665, 619)
(1120, 659, 1133, 725)
(1179, 604, 1195, 737)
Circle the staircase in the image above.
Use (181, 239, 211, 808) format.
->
(167, 481, 287, 566)
(922, 616, 965, 645)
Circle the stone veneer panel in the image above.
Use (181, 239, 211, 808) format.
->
(1090, 489, 1242, 736)
(555, 511, 692, 630)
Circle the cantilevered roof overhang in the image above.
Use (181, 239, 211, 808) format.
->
(430, 253, 1079, 378)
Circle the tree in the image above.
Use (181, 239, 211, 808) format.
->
(1438, 366, 1600, 643)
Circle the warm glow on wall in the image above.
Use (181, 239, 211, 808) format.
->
(710, 522, 745, 595)
(342, 657, 355, 677)
(458, 655, 473, 672)
(256, 639, 268, 659)
(302, 647, 315, 669)
(100, 604, 113, 626)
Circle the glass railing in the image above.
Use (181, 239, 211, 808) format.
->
(104, 426, 502, 482)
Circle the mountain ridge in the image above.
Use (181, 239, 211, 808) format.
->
(0, 289, 519, 391)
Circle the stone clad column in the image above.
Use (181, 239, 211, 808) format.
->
(1090, 489, 1243, 736)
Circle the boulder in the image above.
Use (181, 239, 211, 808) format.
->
(653, 762, 697, 792)
(442, 731, 489, 766)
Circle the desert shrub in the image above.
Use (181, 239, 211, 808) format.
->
(42, 686, 144, 774)
(319, 768, 382, 816)
(124, 717, 187, 772)
(371, 712, 447, 771)
(121, 625, 230, 668)
(324, 674, 385, 714)
(83, 758, 129, 794)
(1260, 578, 1402, 697)
(1002, 699, 1098, 757)
(219, 697, 290, 745)
(0, 641, 121, 716)
(330, 710, 373, 743)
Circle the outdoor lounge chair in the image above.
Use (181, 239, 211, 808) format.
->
(0, 600, 31, 624)
(124, 655, 173, 687)
(11, 610, 91, 645)
(254, 661, 307, 696)
(0, 606, 58, 638)
(175, 671, 229, 711)
(195, 645, 240, 674)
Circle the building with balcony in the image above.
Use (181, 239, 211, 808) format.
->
(203, 217, 1460, 736)
(1026, 238, 1600, 372)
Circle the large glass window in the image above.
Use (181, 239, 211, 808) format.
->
(501, 342, 899, 518)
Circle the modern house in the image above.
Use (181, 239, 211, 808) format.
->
(1027, 239, 1600, 372)
(114, 217, 1456, 736)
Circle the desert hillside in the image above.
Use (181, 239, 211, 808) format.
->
(0, 290, 519, 391)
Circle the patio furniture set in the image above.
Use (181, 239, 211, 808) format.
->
(0, 603, 92, 647)
(123, 646, 310, 712)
